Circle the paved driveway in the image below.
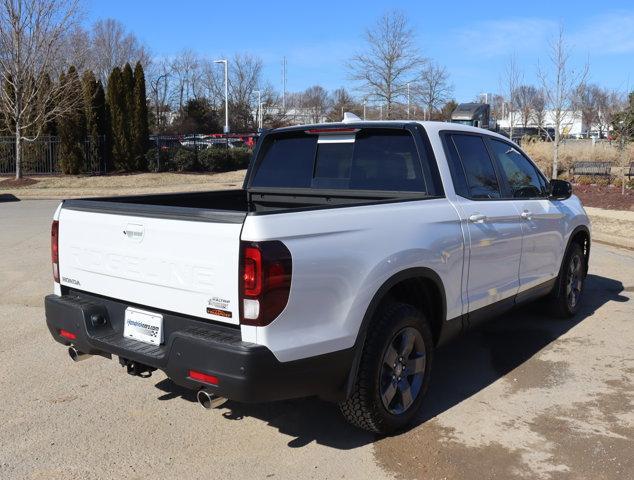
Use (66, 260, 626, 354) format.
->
(1, 199, 632, 479)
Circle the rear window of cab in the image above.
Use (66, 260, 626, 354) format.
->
(250, 128, 437, 194)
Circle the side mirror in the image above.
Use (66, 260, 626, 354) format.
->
(550, 179, 572, 200)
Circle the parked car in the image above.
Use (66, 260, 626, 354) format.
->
(45, 117, 590, 433)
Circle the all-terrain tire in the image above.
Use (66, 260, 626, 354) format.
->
(339, 302, 433, 434)
(549, 242, 586, 318)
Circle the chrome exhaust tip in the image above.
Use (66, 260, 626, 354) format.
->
(197, 389, 227, 409)
(68, 346, 92, 362)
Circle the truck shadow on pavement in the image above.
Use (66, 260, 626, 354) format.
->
(154, 274, 627, 449)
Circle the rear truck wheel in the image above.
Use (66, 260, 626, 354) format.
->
(550, 242, 586, 318)
(339, 302, 433, 434)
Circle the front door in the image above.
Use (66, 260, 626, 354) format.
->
(486, 138, 565, 291)
(444, 133, 524, 312)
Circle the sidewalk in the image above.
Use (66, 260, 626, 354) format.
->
(585, 206, 634, 250)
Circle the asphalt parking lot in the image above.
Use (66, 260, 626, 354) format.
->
(1, 199, 632, 480)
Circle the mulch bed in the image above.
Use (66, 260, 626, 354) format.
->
(0, 177, 39, 188)
(573, 184, 634, 211)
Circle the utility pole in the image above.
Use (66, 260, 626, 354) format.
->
(363, 100, 366, 120)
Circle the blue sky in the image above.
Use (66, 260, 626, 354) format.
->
(85, 0, 634, 102)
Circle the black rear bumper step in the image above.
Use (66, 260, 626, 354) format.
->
(45, 293, 353, 403)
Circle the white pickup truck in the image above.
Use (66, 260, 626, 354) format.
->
(45, 117, 590, 433)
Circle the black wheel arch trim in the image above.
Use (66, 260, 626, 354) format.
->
(553, 225, 591, 298)
(565, 225, 591, 271)
(343, 267, 447, 398)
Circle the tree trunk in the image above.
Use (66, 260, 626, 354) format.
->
(552, 126, 560, 179)
(15, 122, 22, 180)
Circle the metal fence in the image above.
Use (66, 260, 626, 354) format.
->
(0, 135, 106, 175)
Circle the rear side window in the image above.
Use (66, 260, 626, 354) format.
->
(249, 134, 316, 188)
(449, 134, 501, 199)
(488, 139, 548, 198)
(251, 129, 431, 193)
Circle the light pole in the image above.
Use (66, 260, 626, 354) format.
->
(214, 59, 229, 134)
(253, 90, 262, 130)
(363, 100, 366, 120)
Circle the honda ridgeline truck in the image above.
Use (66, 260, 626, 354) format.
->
(45, 116, 590, 433)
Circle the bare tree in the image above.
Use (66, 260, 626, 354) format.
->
(90, 19, 150, 86)
(595, 88, 623, 138)
(574, 83, 602, 134)
(228, 53, 263, 131)
(538, 25, 588, 178)
(513, 85, 540, 128)
(299, 85, 331, 124)
(327, 87, 360, 121)
(348, 10, 425, 118)
(0, 0, 84, 179)
(147, 59, 171, 133)
(501, 53, 522, 139)
(531, 89, 549, 138)
(416, 61, 452, 120)
(170, 49, 200, 112)
(610, 92, 633, 195)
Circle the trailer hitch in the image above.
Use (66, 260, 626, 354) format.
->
(119, 357, 156, 378)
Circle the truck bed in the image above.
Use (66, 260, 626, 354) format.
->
(62, 188, 421, 220)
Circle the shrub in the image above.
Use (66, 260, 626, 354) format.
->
(145, 147, 172, 172)
(173, 147, 198, 171)
(199, 146, 251, 172)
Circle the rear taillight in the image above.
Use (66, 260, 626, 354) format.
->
(51, 220, 60, 283)
(240, 241, 292, 326)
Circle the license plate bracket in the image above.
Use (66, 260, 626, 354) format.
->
(123, 307, 164, 346)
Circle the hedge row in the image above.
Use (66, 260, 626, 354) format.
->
(145, 146, 251, 173)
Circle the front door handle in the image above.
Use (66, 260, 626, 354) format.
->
(468, 213, 487, 223)
(520, 210, 533, 221)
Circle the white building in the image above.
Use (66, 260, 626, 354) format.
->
(497, 110, 586, 136)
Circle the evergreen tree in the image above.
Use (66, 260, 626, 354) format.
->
(132, 62, 149, 170)
(58, 67, 86, 174)
(106, 67, 128, 170)
(121, 63, 135, 167)
(82, 71, 108, 171)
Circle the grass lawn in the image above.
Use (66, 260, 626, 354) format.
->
(0, 170, 247, 199)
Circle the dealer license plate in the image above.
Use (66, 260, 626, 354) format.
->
(123, 307, 163, 346)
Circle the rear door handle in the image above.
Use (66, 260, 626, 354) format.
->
(520, 210, 533, 220)
(468, 213, 487, 223)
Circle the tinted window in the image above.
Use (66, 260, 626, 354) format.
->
(489, 139, 547, 198)
(450, 134, 501, 199)
(251, 129, 428, 193)
(349, 130, 425, 192)
(251, 135, 316, 188)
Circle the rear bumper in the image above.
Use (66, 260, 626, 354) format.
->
(45, 292, 353, 403)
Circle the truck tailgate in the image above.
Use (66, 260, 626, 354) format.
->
(57, 204, 244, 325)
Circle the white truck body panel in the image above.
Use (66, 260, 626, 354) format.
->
(241, 197, 465, 362)
(57, 208, 242, 325)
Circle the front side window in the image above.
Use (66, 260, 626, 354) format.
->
(488, 139, 547, 198)
(450, 134, 501, 199)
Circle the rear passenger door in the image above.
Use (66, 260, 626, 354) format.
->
(443, 133, 524, 312)
(486, 138, 565, 291)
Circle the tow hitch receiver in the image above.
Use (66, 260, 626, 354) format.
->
(119, 358, 156, 378)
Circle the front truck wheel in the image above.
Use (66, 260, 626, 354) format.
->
(550, 242, 586, 318)
(339, 302, 433, 434)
